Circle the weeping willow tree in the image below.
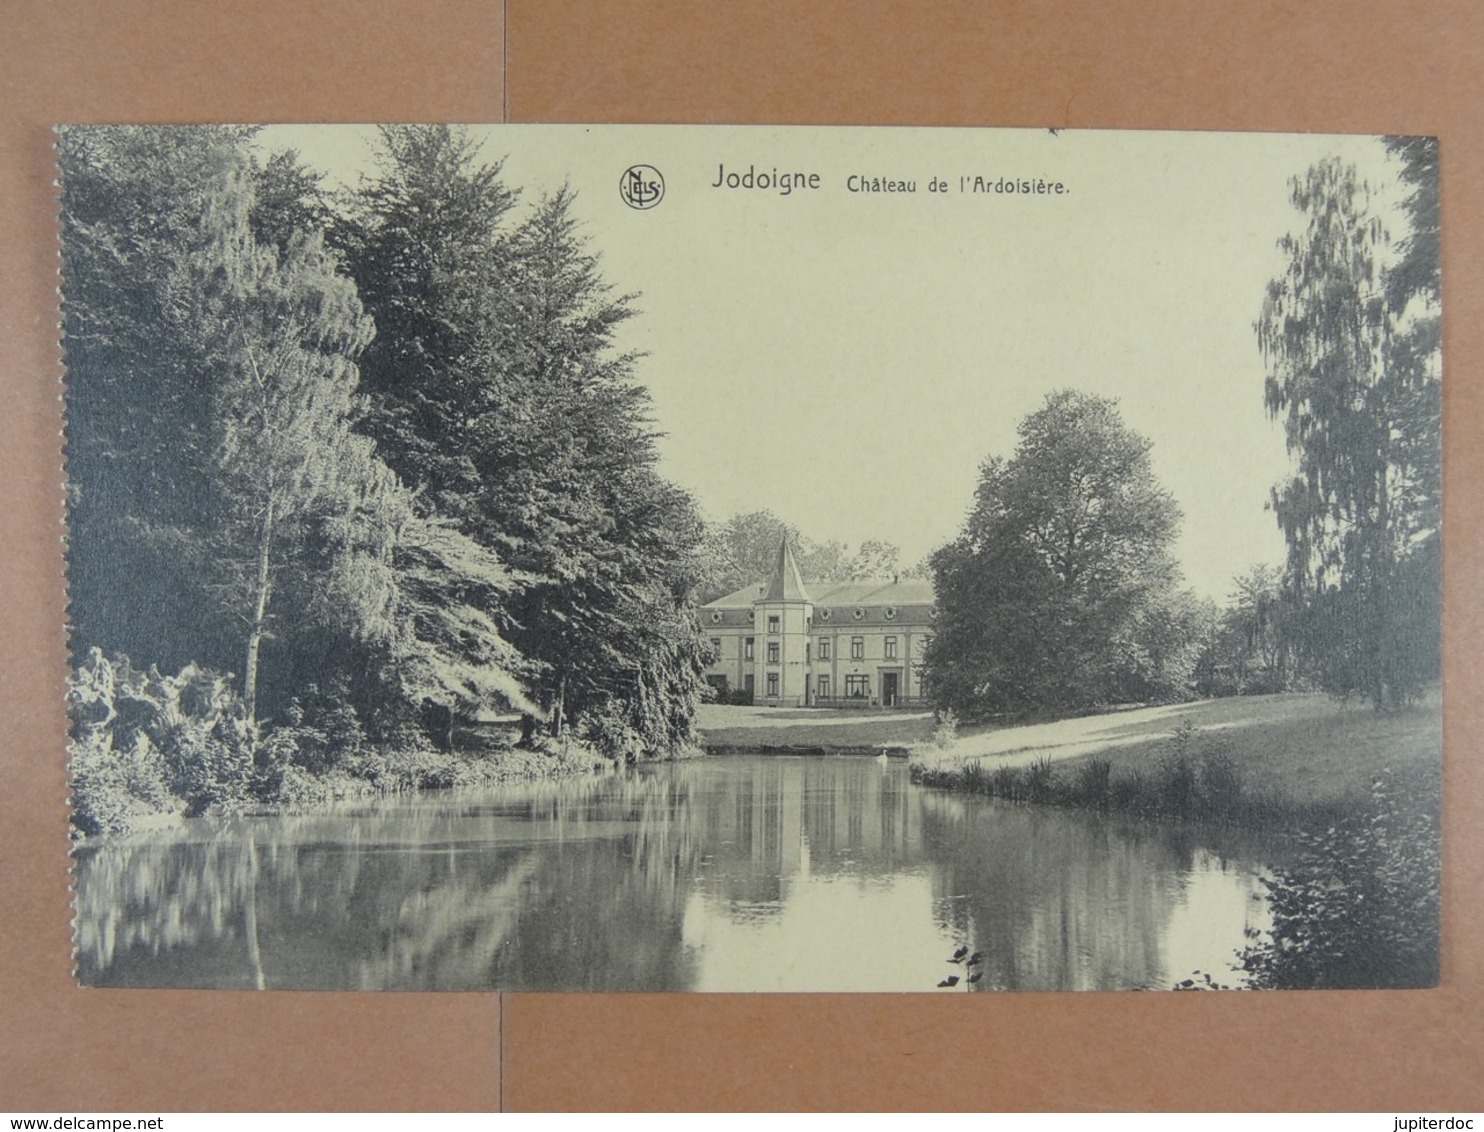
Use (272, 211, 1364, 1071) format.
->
(209, 234, 386, 725)
(1257, 144, 1441, 710)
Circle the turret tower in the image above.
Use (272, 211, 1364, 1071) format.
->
(754, 537, 814, 706)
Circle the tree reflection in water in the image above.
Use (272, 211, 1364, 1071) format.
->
(74, 757, 1268, 991)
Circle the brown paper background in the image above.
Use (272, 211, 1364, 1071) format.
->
(3, 0, 1481, 1112)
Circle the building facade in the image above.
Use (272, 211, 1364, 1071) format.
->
(700, 539, 935, 708)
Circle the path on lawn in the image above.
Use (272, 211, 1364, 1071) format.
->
(700, 693, 1439, 806)
(910, 694, 1372, 769)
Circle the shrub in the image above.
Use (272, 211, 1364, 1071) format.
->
(1239, 768, 1440, 988)
(578, 704, 649, 765)
(1199, 747, 1243, 817)
(992, 765, 1024, 801)
(1155, 752, 1198, 817)
(68, 649, 258, 830)
(1024, 757, 1056, 804)
(162, 723, 256, 816)
(272, 681, 367, 775)
(932, 709, 959, 749)
(68, 727, 135, 837)
(1074, 758, 1113, 808)
(959, 760, 989, 793)
(1110, 767, 1146, 813)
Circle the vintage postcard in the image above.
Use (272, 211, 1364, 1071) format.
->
(61, 124, 1440, 992)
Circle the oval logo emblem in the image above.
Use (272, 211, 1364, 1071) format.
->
(620, 165, 665, 210)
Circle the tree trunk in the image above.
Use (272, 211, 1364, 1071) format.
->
(243, 494, 276, 729)
(551, 671, 566, 740)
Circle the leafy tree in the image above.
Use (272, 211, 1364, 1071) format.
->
(61, 126, 531, 743)
(847, 538, 901, 581)
(1117, 586, 1211, 703)
(700, 511, 803, 599)
(798, 539, 852, 586)
(923, 390, 1186, 718)
(1257, 149, 1441, 709)
(60, 125, 256, 677)
(1192, 564, 1295, 697)
(61, 127, 406, 727)
(699, 511, 904, 599)
(898, 553, 935, 581)
(207, 232, 387, 726)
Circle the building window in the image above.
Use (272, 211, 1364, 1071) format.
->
(711, 637, 722, 658)
(805, 642, 811, 663)
(851, 636, 865, 660)
(885, 636, 898, 660)
(845, 674, 870, 699)
(766, 672, 779, 697)
(818, 638, 831, 660)
(767, 641, 780, 664)
(818, 675, 831, 699)
(768, 615, 780, 634)
(745, 637, 754, 661)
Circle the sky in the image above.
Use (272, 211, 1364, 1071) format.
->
(260, 124, 1407, 601)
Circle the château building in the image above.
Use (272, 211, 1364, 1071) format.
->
(700, 539, 935, 708)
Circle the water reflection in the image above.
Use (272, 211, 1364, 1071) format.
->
(73, 756, 1269, 991)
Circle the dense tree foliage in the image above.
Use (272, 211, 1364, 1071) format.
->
(1239, 768, 1439, 988)
(1191, 564, 1296, 697)
(923, 391, 1194, 718)
(61, 123, 711, 820)
(336, 129, 710, 754)
(1257, 144, 1441, 709)
(60, 127, 412, 730)
(699, 509, 906, 600)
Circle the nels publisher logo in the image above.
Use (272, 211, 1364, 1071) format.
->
(620, 164, 665, 210)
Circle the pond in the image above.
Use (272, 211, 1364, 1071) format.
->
(73, 754, 1271, 991)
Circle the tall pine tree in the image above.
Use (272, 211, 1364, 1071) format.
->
(340, 128, 709, 756)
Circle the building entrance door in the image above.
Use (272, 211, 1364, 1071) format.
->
(881, 671, 899, 707)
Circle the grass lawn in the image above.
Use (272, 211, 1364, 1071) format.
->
(917, 692, 1440, 809)
(696, 703, 936, 750)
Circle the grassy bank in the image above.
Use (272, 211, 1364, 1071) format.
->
(910, 692, 1440, 830)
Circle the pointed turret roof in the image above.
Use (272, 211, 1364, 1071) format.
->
(762, 537, 811, 602)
